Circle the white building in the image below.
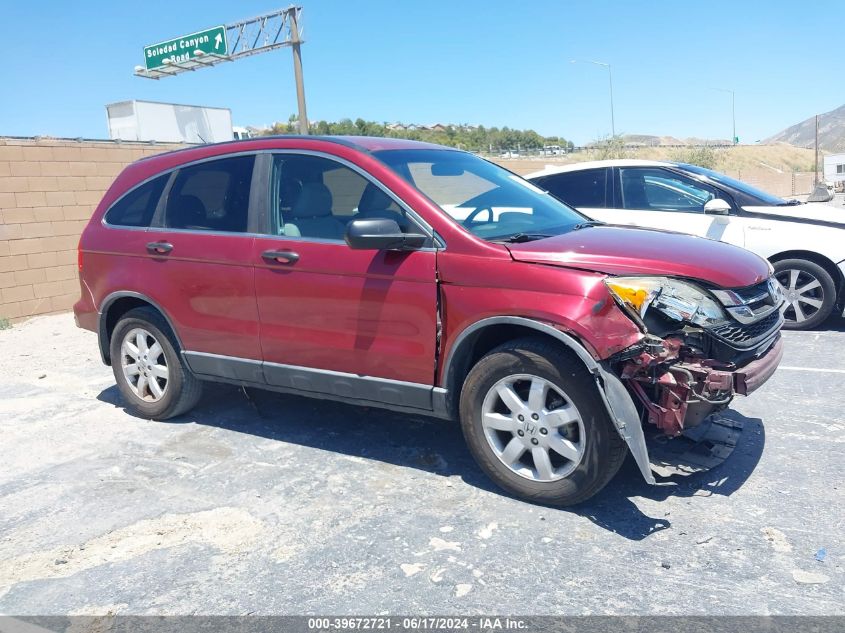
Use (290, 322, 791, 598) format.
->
(823, 152, 845, 184)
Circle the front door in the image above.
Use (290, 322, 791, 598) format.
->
(252, 152, 439, 407)
(605, 166, 745, 246)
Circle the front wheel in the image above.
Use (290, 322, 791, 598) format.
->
(773, 259, 837, 330)
(459, 338, 626, 506)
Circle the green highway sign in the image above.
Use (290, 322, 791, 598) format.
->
(144, 26, 227, 71)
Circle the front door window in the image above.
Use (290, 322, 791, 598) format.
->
(619, 167, 717, 213)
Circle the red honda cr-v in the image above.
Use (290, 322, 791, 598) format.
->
(74, 136, 784, 505)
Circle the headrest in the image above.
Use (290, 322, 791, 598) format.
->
(359, 183, 394, 213)
(292, 182, 333, 218)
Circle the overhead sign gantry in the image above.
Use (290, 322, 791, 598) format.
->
(134, 7, 309, 134)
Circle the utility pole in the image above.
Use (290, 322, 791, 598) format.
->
(814, 114, 820, 185)
(289, 9, 309, 135)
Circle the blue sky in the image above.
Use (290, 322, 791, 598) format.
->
(1, 1, 841, 145)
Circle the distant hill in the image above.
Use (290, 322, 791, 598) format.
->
(765, 103, 845, 152)
(617, 134, 732, 147)
(500, 144, 817, 175)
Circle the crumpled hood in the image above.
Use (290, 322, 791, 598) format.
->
(742, 202, 845, 227)
(506, 225, 770, 289)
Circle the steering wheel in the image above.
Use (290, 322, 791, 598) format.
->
(462, 206, 494, 227)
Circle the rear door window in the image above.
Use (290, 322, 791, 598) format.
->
(535, 169, 608, 208)
(104, 175, 168, 227)
(165, 156, 255, 232)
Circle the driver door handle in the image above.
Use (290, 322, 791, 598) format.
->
(262, 249, 300, 264)
(146, 241, 173, 254)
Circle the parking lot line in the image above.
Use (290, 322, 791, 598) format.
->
(778, 366, 845, 373)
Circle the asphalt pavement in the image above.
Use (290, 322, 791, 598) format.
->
(0, 314, 842, 615)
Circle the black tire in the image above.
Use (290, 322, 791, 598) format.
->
(773, 259, 837, 330)
(109, 306, 203, 420)
(459, 337, 626, 506)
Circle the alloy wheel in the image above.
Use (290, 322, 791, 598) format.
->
(120, 328, 169, 402)
(776, 268, 825, 325)
(480, 373, 585, 482)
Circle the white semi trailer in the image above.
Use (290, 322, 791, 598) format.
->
(106, 100, 233, 143)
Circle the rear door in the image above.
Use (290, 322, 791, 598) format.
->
(533, 168, 610, 220)
(144, 154, 262, 370)
(252, 152, 439, 405)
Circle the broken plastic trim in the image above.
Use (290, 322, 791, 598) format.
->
(595, 363, 657, 485)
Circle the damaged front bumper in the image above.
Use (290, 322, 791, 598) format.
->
(591, 335, 783, 486)
(593, 333, 783, 486)
(619, 334, 783, 437)
(592, 274, 786, 483)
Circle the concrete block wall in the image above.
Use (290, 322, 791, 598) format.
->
(0, 137, 818, 324)
(0, 138, 183, 322)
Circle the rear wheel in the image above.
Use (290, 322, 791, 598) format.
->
(773, 259, 836, 330)
(459, 338, 626, 506)
(110, 307, 202, 420)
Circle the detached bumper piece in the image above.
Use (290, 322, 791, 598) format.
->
(647, 414, 743, 478)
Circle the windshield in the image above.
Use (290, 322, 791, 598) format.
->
(373, 149, 589, 241)
(679, 163, 787, 206)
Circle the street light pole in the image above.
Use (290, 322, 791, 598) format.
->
(571, 59, 615, 137)
(713, 88, 735, 144)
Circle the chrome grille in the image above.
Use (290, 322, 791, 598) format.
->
(731, 279, 773, 303)
(708, 309, 782, 347)
(712, 277, 783, 325)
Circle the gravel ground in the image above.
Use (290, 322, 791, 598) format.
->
(0, 313, 842, 615)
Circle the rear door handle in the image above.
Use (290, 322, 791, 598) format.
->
(262, 249, 300, 264)
(146, 241, 173, 254)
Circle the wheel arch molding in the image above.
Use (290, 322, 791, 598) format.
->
(440, 316, 656, 485)
(97, 291, 185, 366)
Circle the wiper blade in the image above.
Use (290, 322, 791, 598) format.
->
(571, 220, 605, 230)
(496, 232, 553, 243)
(778, 199, 803, 206)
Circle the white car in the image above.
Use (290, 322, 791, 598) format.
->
(527, 159, 845, 329)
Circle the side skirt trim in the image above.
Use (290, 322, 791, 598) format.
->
(183, 351, 265, 383)
(182, 351, 450, 418)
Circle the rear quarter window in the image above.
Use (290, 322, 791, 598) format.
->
(104, 174, 168, 227)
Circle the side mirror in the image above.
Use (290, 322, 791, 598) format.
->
(703, 198, 731, 215)
(345, 218, 428, 251)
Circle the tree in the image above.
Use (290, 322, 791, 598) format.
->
(672, 145, 721, 170)
(255, 118, 573, 154)
(590, 135, 631, 160)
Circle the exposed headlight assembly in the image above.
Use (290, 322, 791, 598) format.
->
(605, 277, 728, 329)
